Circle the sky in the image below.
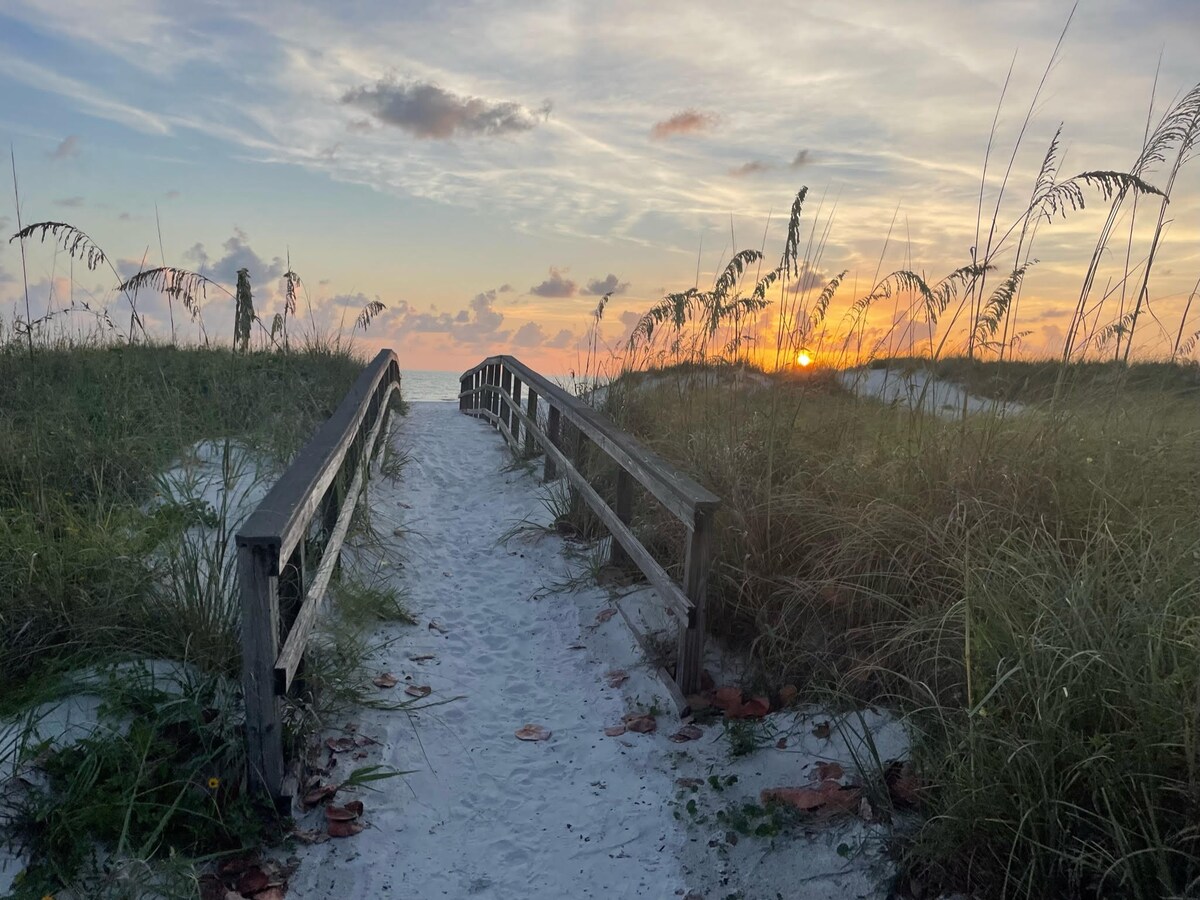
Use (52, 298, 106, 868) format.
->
(0, 0, 1197, 371)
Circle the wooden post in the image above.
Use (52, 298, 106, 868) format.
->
(611, 466, 633, 568)
(459, 374, 469, 412)
(524, 391, 538, 458)
(511, 376, 523, 448)
(239, 542, 285, 800)
(500, 368, 513, 438)
(568, 422, 587, 522)
(490, 364, 500, 421)
(675, 509, 712, 695)
(544, 405, 561, 481)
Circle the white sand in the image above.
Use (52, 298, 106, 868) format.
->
(840, 367, 1024, 418)
(289, 402, 906, 899)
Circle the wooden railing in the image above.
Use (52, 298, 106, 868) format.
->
(459, 356, 720, 697)
(237, 349, 401, 801)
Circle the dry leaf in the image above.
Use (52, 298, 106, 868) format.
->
(812, 721, 832, 739)
(623, 714, 657, 734)
(428, 620, 449, 634)
(325, 737, 355, 753)
(606, 669, 629, 688)
(515, 723, 552, 741)
(676, 777, 704, 789)
(254, 889, 287, 900)
(353, 751, 367, 760)
(235, 868, 269, 896)
(604, 725, 627, 737)
(814, 762, 845, 782)
(408, 653, 436, 662)
(711, 687, 743, 715)
(301, 783, 337, 807)
(372, 673, 398, 689)
(405, 684, 432, 698)
(762, 780, 861, 815)
(290, 828, 330, 845)
(325, 804, 359, 822)
(775, 737, 788, 750)
(328, 819, 365, 838)
(669, 724, 703, 743)
(779, 684, 799, 706)
(595, 608, 617, 623)
(216, 854, 259, 878)
(733, 696, 770, 719)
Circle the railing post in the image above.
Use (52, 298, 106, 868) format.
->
(524, 390, 538, 458)
(676, 509, 712, 695)
(239, 541, 285, 800)
(490, 364, 500, 422)
(611, 467, 633, 568)
(511, 376, 523, 448)
(459, 374, 469, 412)
(500, 367, 513, 438)
(544, 405, 561, 481)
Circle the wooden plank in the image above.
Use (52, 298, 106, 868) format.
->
(274, 382, 399, 694)
(494, 386, 693, 622)
(611, 466, 633, 568)
(510, 376, 523, 448)
(675, 508, 712, 694)
(238, 349, 399, 569)
(524, 390, 539, 459)
(544, 404, 561, 481)
(239, 542, 285, 799)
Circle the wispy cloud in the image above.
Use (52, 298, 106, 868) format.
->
(650, 109, 718, 140)
(530, 267, 577, 298)
(341, 76, 551, 140)
(730, 160, 772, 177)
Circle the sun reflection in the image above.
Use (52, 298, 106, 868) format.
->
(796, 351, 813, 368)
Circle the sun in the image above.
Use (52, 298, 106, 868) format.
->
(796, 351, 813, 368)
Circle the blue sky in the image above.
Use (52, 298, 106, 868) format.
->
(0, 0, 1197, 369)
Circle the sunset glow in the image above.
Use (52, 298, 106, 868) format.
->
(796, 351, 813, 368)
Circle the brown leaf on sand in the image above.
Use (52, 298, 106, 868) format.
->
(762, 780, 861, 815)
(301, 783, 337, 807)
(710, 687, 743, 715)
(885, 761, 924, 807)
(775, 737, 788, 750)
(408, 653, 436, 662)
(290, 827, 330, 845)
(732, 696, 770, 719)
(669, 724, 703, 743)
(814, 761, 845, 782)
(623, 713, 657, 734)
(812, 720, 832, 739)
(595, 608, 617, 624)
(515, 724, 552, 741)
(606, 669, 629, 688)
(235, 868, 269, 896)
(216, 853, 259, 878)
(428, 619, 449, 634)
(328, 819, 365, 838)
(405, 684, 432, 698)
(778, 683, 799, 706)
(345, 799, 364, 817)
(372, 673, 399, 689)
(325, 736, 355, 753)
(604, 725, 627, 737)
(325, 804, 359, 822)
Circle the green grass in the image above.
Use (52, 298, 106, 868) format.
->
(603, 358, 1200, 898)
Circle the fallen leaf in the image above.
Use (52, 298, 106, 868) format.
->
(732, 696, 770, 719)
(301, 783, 337, 807)
(235, 868, 269, 896)
(595, 608, 617, 624)
(325, 804, 359, 822)
(775, 737, 788, 750)
(290, 828, 329, 845)
(885, 760, 924, 807)
(345, 799, 364, 817)
(676, 777, 704, 788)
(814, 762, 845, 782)
(515, 724, 552, 741)
(812, 721, 832, 739)
(779, 684, 799, 706)
(408, 653, 436, 662)
(710, 687, 743, 714)
(353, 751, 367, 760)
(216, 854, 259, 878)
(762, 780, 861, 815)
(328, 819, 365, 838)
(354, 734, 379, 747)
(623, 714, 657, 734)
(606, 669, 629, 688)
(253, 889, 287, 900)
(428, 620, 449, 634)
(604, 725, 627, 737)
(669, 724, 703, 743)
(372, 673, 399, 689)
(325, 737, 355, 753)
(404, 684, 432, 698)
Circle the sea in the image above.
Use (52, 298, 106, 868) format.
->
(401, 369, 577, 402)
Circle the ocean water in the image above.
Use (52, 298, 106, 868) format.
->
(400, 370, 464, 402)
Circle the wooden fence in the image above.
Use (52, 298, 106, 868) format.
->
(236, 349, 401, 801)
(458, 356, 720, 698)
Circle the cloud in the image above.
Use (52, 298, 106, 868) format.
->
(346, 118, 374, 134)
(54, 196, 85, 208)
(380, 287, 512, 345)
(650, 109, 718, 140)
(513, 321, 547, 347)
(730, 160, 772, 177)
(185, 230, 284, 286)
(49, 135, 81, 161)
(529, 267, 577, 298)
(582, 273, 630, 296)
(546, 328, 574, 349)
(498, 283, 513, 293)
(341, 76, 550, 140)
(790, 149, 812, 168)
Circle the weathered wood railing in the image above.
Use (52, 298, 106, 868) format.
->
(237, 349, 401, 801)
(459, 356, 720, 697)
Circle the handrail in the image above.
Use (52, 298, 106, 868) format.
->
(458, 355, 719, 696)
(237, 349, 401, 802)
